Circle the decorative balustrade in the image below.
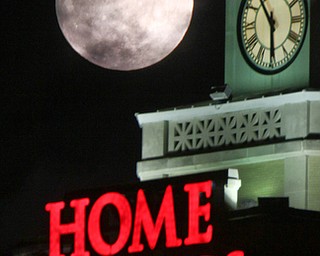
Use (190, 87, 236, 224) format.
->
(168, 108, 283, 153)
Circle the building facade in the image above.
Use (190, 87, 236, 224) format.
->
(136, 91, 320, 211)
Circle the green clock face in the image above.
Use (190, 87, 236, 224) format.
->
(238, 0, 308, 74)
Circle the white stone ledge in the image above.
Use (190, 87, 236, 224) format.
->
(137, 139, 320, 181)
(136, 91, 320, 126)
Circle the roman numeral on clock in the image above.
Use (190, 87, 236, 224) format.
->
(288, 30, 300, 44)
(289, 0, 299, 8)
(245, 21, 255, 30)
(246, 4, 258, 12)
(292, 15, 303, 23)
(256, 46, 265, 63)
(282, 45, 289, 57)
(246, 34, 258, 50)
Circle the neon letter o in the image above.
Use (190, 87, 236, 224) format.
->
(88, 192, 132, 255)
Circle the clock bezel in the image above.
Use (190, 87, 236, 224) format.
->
(237, 0, 309, 75)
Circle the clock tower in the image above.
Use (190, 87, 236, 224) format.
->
(225, 0, 319, 98)
(135, 0, 320, 212)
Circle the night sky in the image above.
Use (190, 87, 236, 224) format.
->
(1, 0, 225, 254)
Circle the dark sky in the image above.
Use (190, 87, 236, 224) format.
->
(1, 0, 225, 254)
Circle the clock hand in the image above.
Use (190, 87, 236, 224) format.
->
(259, 0, 274, 30)
(265, 0, 278, 29)
(260, 0, 276, 64)
(270, 11, 275, 65)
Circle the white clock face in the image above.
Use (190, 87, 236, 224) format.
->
(238, 0, 308, 74)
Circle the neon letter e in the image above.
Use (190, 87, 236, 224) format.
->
(184, 180, 213, 245)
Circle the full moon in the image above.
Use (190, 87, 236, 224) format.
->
(56, 0, 194, 71)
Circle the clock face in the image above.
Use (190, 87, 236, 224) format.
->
(238, 0, 308, 74)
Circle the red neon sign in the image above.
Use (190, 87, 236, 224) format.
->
(46, 180, 214, 256)
(202, 251, 245, 256)
(128, 185, 182, 252)
(184, 181, 213, 245)
(227, 251, 245, 256)
(88, 192, 132, 255)
(45, 199, 90, 256)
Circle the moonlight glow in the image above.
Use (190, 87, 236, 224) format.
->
(56, 0, 194, 71)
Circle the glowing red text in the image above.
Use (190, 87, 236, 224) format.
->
(45, 180, 213, 256)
